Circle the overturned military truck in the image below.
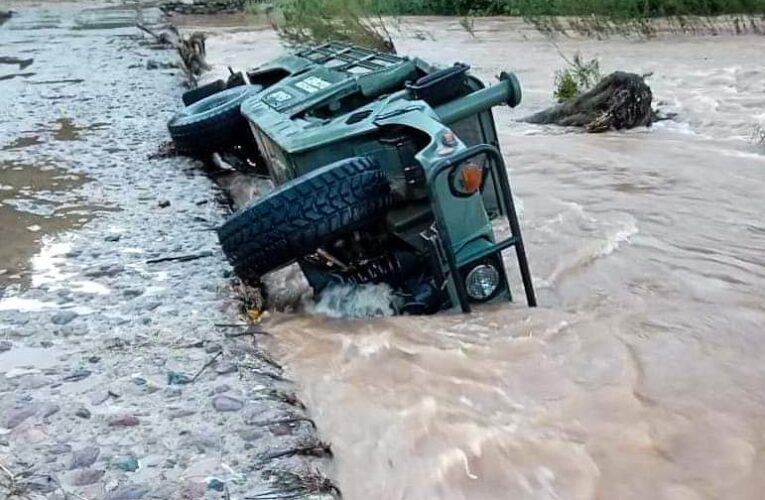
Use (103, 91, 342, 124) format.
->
(168, 43, 537, 314)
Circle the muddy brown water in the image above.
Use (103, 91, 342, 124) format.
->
(191, 18, 765, 499)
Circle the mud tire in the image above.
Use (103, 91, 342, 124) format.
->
(181, 79, 227, 106)
(167, 84, 262, 155)
(217, 156, 391, 280)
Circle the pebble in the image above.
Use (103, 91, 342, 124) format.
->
(51, 310, 78, 325)
(167, 371, 191, 385)
(212, 394, 244, 412)
(163, 386, 182, 398)
(158, 200, 171, 208)
(75, 407, 92, 419)
(69, 446, 100, 469)
(105, 484, 148, 500)
(207, 478, 225, 491)
(169, 409, 195, 419)
(215, 363, 238, 375)
(63, 368, 92, 382)
(105, 234, 121, 242)
(123, 288, 143, 298)
(109, 415, 140, 427)
(85, 263, 124, 278)
(113, 454, 140, 472)
(73, 468, 105, 486)
(214, 384, 231, 394)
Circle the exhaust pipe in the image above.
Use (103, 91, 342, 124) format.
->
(435, 71, 522, 125)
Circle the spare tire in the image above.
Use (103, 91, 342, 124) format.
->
(218, 156, 391, 280)
(181, 79, 227, 106)
(167, 84, 262, 155)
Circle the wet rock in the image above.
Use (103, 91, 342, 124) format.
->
(212, 394, 243, 412)
(105, 234, 121, 242)
(5, 404, 38, 428)
(167, 371, 191, 385)
(69, 446, 100, 469)
(146, 59, 159, 70)
(51, 310, 78, 325)
(75, 407, 92, 419)
(63, 368, 91, 382)
(163, 386, 182, 398)
(109, 415, 140, 427)
(207, 478, 225, 491)
(114, 454, 140, 472)
(73, 468, 105, 486)
(158, 200, 170, 208)
(123, 288, 143, 298)
(0, 340, 11, 351)
(88, 355, 101, 363)
(105, 484, 148, 500)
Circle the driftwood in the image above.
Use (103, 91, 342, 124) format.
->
(136, 23, 210, 84)
(523, 71, 653, 133)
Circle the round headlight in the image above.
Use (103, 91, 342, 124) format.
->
(465, 264, 500, 301)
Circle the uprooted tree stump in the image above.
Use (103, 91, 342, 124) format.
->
(0, 11, 13, 26)
(137, 23, 210, 85)
(523, 71, 654, 132)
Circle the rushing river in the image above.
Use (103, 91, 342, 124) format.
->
(195, 17, 765, 499)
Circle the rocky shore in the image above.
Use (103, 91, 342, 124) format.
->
(0, 5, 331, 499)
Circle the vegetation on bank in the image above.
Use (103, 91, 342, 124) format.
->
(367, 0, 765, 17)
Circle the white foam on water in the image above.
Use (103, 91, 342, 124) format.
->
(309, 283, 395, 319)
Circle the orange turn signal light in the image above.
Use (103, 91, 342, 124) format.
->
(460, 164, 483, 194)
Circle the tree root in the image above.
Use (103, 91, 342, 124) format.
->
(523, 71, 654, 132)
(136, 23, 210, 85)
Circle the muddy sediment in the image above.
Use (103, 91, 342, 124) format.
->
(0, 5, 330, 499)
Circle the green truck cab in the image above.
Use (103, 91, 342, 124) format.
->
(168, 43, 536, 314)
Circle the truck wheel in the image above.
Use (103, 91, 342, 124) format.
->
(167, 84, 262, 155)
(181, 79, 227, 106)
(218, 156, 391, 280)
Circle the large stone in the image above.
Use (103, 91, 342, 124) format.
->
(69, 446, 100, 469)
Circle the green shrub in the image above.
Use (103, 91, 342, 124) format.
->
(278, 0, 395, 52)
(553, 52, 602, 102)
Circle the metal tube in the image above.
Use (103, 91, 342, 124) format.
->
(435, 71, 522, 124)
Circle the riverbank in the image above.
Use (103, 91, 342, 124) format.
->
(0, 5, 331, 499)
